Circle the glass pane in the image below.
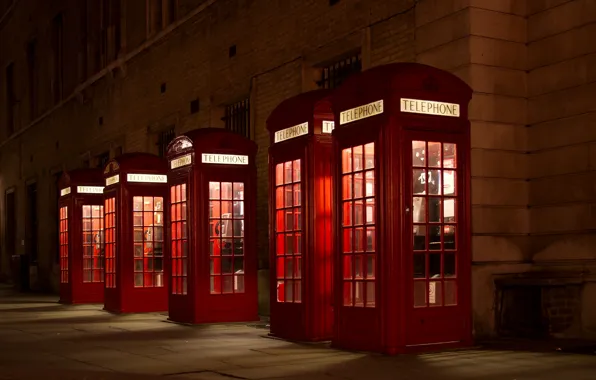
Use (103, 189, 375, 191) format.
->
(235, 275, 244, 293)
(354, 201, 363, 225)
(342, 202, 352, 226)
(294, 233, 302, 254)
(295, 256, 302, 278)
(366, 198, 375, 224)
(294, 280, 302, 302)
(445, 225, 456, 250)
(209, 182, 220, 199)
(233, 201, 243, 218)
(445, 281, 457, 306)
(220, 182, 232, 200)
(429, 197, 441, 223)
(293, 184, 301, 206)
(365, 171, 374, 197)
(354, 255, 363, 279)
(413, 169, 426, 195)
(293, 160, 301, 182)
(134, 244, 143, 257)
(342, 148, 353, 173)
(412, 141, 425, 167)
(413, 254, 426, 278)
(221, 201, 233, 217)
(364, 143, 375, 169)
(284, 258, 293, 279)
(343, 228, 353, 253)
(413, 197, 426, 223)
(133, 196, 143, 211)
(285, 234, 294, 255)
(445, 254, 456, 277)
(134, 274, 143, 287)
(429, 254, 441, 278)
(428, 142, 441, 167)
(233, 182, 244, 200)
(285, 280, 294, 302)
(444, 198, 456, 222)
(210, 201, 220, 219)
(443, 143, 456, 168)
(343, 256, 352, 279)
(354, 172, 363, 198)
(221, 258, 233, 274)
(413, 225, 426, 251)
(234, 257, 244, 274)
(284, 161, 292, 184)
(354, 281, 364, 307)
(133, 212, 143, 226)
(144, 197, 154, 211)
(342, 175, 353, 200)
(429, 226, 441, 250)
(275, 164, 284, 186)
(181, 184, 187, 201)
(294, 211, 302, 232)
(276, 281, 285, 301)
(354, 227, 364, 252)
(414, 281, 426, 307)
(284, 186, 292, 207)
(343, 282, 353, 306)
(366, 227, 375, 252)
(366, 282, 375, 307)
(83, 206, 91, 218)
(222, 276, 233, 293)
(366, 255, 375, 279)
(429, 281, 442, 307)
(444, 170, 456, 196)
(353, 145, 363, 171)
(428, 170, 441, 195)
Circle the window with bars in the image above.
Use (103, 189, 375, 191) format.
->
(222, 98, 250, 139)
(82, 205, 104, 283)
(96, 152, 110, 169)
(317, 53, 362, 90)
(341, 143, 376, 308)
(104, 197, 116, 288)
(171, 184, 188, 295)
(157, 127, 176, 157)
(133, 196, 165, 288)
(209, 182, 245, 294)
(59, 206, 68, 283)
(274, 159, 302, 303)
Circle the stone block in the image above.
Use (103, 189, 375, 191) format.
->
(528, 22, 596, 69)
(529, 143, 590, 178)
(470, 0, 527, 16)
(530, 171, 596, 206)
(416, 36, 470, 71)
(529, 111, 596, 151)
(455, 65, 526, 97)
(470, 36, 526, 70)
(416, 8, 469, 54)
(528, 54, 590, 97)
(528, 0, 596, 41)
(529, 82, 596, 125)
(415, 0, 470, 27)
(471, 148, 527, 179)
(469, 7, 526, 43)
(471, 121, 527, 151)
(530, 203, 596, 233)
(472, 177, 528, 206)
(471, 206, 529, 234)
(469, 93, 527, 125)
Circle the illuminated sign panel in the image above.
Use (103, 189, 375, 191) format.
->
(274, 122, 308, 143)
(339, 100, 384, 125)
(60, 187, 71, 197)
(127, 174, 168, 183)
(170, 154, 192, 169)
(400, 98, 460, 117)
(322, 121, 334, 134)
(106, 175, 120, 186)
(201, 154, 249, 165)
(77, 186, 104, 194)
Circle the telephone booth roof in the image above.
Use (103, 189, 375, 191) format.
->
(330, 62, 473, 121)
(103, 153, 168, 176)
(167, 128, 258, 159)
(266, 89, 332, 134)
(59, 168, 104, 189)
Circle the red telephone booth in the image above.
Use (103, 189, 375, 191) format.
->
(102, 153, 169, 313)
(166, 128, 258, 324)
(266, 90, 334, 341)
(330, 63, 473, 354)
(58, 169, 105, 304)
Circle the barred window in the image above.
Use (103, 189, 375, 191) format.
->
(96, 152, 110, 169)
(157, 127, 176, 157)
(222, 98, 250, 139)
(317, 53, 362, 90)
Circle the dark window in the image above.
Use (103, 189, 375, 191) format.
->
(26, 183, 38, 263)
(167, 0, 177, 24)
(53, 172, 62, 263)
(5, 191, 16, 257)
(5, 62, 15, 136)
(80, 0, 88, 82)
(101, 0, 121, 65)
(222, 98, 250, 139)
(148, 0, 164, 35)
(26, 39, 38, 119)
(190, 99, 199, 114)
(157, 127, 175, 157)
(96, 151, 110, 169)
(317, 52, 362, 90)
(51, 13, 64, 103)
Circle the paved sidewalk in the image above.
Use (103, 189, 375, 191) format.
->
(1, 291, 595, 379)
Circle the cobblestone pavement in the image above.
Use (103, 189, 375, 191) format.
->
(1, 288, 595, 379)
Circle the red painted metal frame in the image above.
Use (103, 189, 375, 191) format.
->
(266, 90, 335, 342)
(166, 128, 259, 324)
(58, 169, 105, 304)
(330, 63, 473, 354)
(102, 153, 169, 313)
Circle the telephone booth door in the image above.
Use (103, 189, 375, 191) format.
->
(58, 169, 105, 304)
(331, 62, 473, 354)
(166, 128, 258, 324)
(103, 154, 169, 313)
(266, 90, 334, 342)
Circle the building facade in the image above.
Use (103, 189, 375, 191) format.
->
(1, 0, 596, 340)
